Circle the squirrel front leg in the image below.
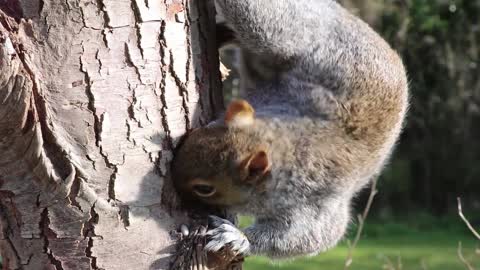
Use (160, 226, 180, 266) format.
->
(207, 199, 350, 258)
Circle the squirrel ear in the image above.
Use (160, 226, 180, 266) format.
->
(241, 150, 270, 180)
(224, 99, 255, 127)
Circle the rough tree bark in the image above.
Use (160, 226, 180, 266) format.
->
(0, 0, 225, 269)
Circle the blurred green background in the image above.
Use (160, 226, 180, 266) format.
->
(221, 0, 480, 269)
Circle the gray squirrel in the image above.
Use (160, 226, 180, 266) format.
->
(171, 0, 408, 259)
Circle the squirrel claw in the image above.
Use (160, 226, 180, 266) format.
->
(205, 215, 250, 255)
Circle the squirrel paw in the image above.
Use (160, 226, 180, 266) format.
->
(205, 215, 250, 255)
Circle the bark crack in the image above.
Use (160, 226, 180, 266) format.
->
(94, 0, 111, 48)
(83, 204, 100, 270)
(118, 205, 130, 229)
(126, 82, 139, 122)
(86, 154, 97, 171)
(168, 50, 191, 130)
(86, 237, 99, 270)
(64, 0, 72, 11)
(80, 47, 118, 204)
(158, 20, 173, 149)
(79, 53, 101, 147)
(183, 0, 193, 84)
(95, 49, 102, 75)
(124, 42, 143, 83)
(185, 0, 207, 124)
(101, 29, 110, 49)
(40, 208, 64, 270)
(131, 0, 144, 58)
(22, 253, 34, 266)
(126, 82, 141, 146)
(107, 167, 118, 201)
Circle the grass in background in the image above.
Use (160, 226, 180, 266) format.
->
(241, 215, 480, 270)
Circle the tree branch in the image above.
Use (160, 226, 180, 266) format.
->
(457, 198, 479, 270)
(457, 197, 480, 240)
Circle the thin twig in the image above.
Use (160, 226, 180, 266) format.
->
(457, 198, 480, 240)
(420, 259, 429, 270)
(380, 255, 403, 270)
(458, 242, 476, 270)
(380, 254, 397, 270)
(397, 255, 403, 270)
(344, 177, 378, 269)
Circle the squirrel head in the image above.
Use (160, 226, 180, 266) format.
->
(171, 100, 271, 206)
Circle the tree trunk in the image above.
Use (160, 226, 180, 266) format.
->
(0, 0, 223, 269)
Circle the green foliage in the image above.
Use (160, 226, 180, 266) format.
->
(364, 0, 480, 214)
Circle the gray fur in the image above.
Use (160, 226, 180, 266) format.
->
(175, 0, 409, 259)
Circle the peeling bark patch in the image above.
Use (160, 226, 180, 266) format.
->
(40, 208, 64, 270)
(166, 2, 184, 21)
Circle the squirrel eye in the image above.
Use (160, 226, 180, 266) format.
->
(192, 184, 216, 197)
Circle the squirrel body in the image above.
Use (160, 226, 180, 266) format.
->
(172, 0, 408, 259)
